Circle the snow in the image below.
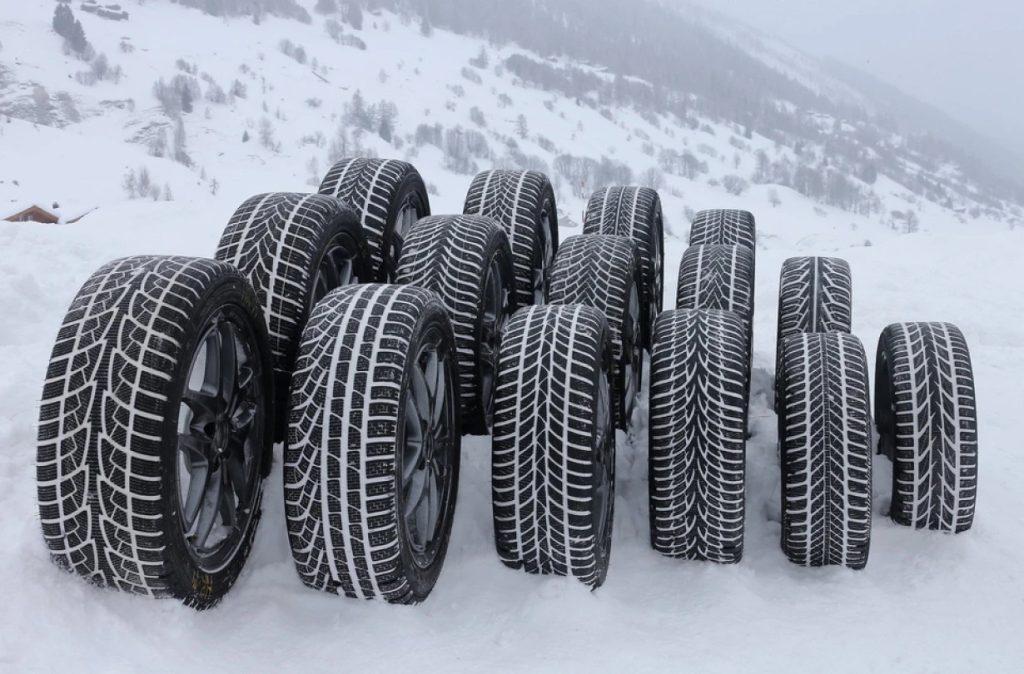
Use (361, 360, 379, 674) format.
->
(2, 1, 1024, 671)
(2, 193, 1023, 672)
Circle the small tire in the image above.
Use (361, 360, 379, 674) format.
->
(492, 305, 615, 588)
(689, 209, 756, 252)
(215, 192, 366, 439)
(286, 285, 461, 603)
(37, 256, 275, 608)
(463, 169, 558, 307)
(775, 256, 853, 410)
(547, 234, 643, 429)
(396, 215, 517, 435)
(649, 309, 750, 563)
(675, 244, 755, 347)
(778, 333, 872, 569)
(875, 322, 977, 533)
(582, 186, 665, 350)
(318, 157, 430, 282)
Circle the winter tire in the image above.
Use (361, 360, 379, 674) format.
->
(37, 256, 274, 609)
(396, 215, 516, 435)
(688, 209, 756, 252)
(318, 157, 430, 282)
(648, 309, 749, 563)
(285, 285, 461, 603)
(582, 186, 665, 349)
(778, 333, 872, 569)
(216, 192, 365, 439)
(548, 234, 643, 429)
(675, 244, 755, 346)
(463, 169, 558, 307)
(492, 305, 615, 588)
(875, 322, 977, 533)
(775, 256, 853, 409)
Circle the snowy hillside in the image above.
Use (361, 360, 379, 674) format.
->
(1, 1, 1023, 671)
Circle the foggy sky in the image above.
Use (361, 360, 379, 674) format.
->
(678, 0, 1023, 153)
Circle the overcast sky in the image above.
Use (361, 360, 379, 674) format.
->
(680, 0, 1022, 149)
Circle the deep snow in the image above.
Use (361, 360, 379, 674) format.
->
(1, 194, 1022, 672)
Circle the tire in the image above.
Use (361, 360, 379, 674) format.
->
(875, 322, 977, 533)
(285, 285, 461, 603)
(37, 256, 275, 609)
(396, 215, 516, 435)
(688, 209, 756, 252)
(582, 186, 664, 350)
(492, 305, 615, 588)
(675, 244, 755, 347)
(463, 169, 558, 307)
(648, 309, 749, 563)
(215, 192, 365, 439)
(318, 157, 430, 282)
(778, 333, 872, 569)
(547, 234, 643, 430)
(775, 256, 853, 410)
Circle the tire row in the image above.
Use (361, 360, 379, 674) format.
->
(35, 159, 978, 612)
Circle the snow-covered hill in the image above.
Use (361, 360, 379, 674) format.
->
(1, 1, 1023, 671)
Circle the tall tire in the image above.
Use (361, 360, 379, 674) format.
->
(875, 322, 977, 533)
(547, 234, 643, 429)
(675, 244, 755, 347)
(778, 333, 872, 569)
(286, 285, 461, 603)
(775, 256, 853, 409)
(582, 186, 664, 349)
(396, 215, 516, 435)
(215, 192, 366, 439)
(318, 158, 430, 282)
(37, 256, 275, 609)
(492, 305, 615, 588)
(689, 209, 756, 252)
(649, 310, 749, 563)
(463, 169, 558, 307)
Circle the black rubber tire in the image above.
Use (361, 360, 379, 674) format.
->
(649, 309, 750, 563)
(492, 305, 615, 588)
(778, 332, 872, 569)
(37, 256, 275, 609)
(775, 256, 853, 410)
(215, 192, 366, 440)
(675, 244, 755, 349)
(689, 209, 756, 252)
(463, 169, 558, 307)
(318, 157, 430, 282)
(285, 285, 461, 604)
(396, 215, 516, 435)
(875, 322, 978, 533)
(582, 186, 665, 350)
(547, 234, 643, 430)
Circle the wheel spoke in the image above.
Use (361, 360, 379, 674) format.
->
(236, 365, 254, 394)
(224, 449, 250, 508)
(217, 322, 237, 403)
(191, 467, 223, 549)
(183, 390, 219, 424)
(427, 352, 445, 425)
(410, 362, 431, 423)
(178, 432, 212, 463)
(201, 330, 219, 392)
(231, 401, 258, 433)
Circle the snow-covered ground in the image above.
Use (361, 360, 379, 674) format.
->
(1, 189, 1022, 672)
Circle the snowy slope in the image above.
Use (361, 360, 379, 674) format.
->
(2, 1, 1024, 672)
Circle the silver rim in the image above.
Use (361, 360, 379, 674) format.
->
(479, 259, 510, 430)
(401, 330, 455, 569)
(176, 314, 263, 572)
(310, 241, 355, 310)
